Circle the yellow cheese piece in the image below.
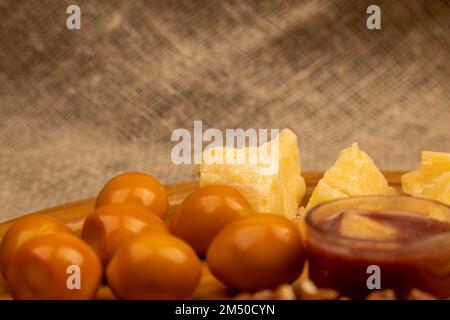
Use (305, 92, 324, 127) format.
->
(402, 151, 450, 205)
(304, 143, 396, 212)
(305, 179, 348, 212)
(299, 143, 396, 235)
(196, 129, 305, 220)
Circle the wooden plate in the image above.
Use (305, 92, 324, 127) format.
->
(0, 171, 404, 300)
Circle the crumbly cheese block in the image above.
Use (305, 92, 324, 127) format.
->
(402, 151, 450, 205)
(305, 179, 349, 212)
(299, 143, 396, 235)
(196, 128, 306, 220)
(304, 143, 396, 212)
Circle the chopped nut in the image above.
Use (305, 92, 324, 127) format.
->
(293, 279, 318, 299)
(233, 289, 275, 300)
(233, 292, 254, 300)
(234, 281, 446, 301)
(315, 288, 340, 300)
(272, 284, 296, 300)
(233, 284, 296, 300)
(294, 279, 339, 300)
(407, 289, 437, 300)
(366, 289, 396, 300)
(252, 289, 273, 300)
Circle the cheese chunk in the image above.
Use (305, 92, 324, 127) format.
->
(304, 143, 396, 213)
(402, 151, 450, 205)
(196, 129, 305, 220)
(299, 143, 396, 235)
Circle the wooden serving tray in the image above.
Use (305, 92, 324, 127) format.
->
(0, 171, 404, 300)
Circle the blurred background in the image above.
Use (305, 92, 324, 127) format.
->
(0, 0, 449, 220)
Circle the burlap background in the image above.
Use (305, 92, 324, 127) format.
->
(0, 0, 449, 221)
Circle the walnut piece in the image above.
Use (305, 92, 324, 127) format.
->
(366, 289, 396, 300)
(407, 288, 437, 300)
(234, 284, 295, 300)
(293, 279, 339, 300)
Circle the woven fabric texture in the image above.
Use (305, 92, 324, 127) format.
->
(0, 0, 449, 220)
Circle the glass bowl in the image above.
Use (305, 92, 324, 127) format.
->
(305, 196, 450, 299)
